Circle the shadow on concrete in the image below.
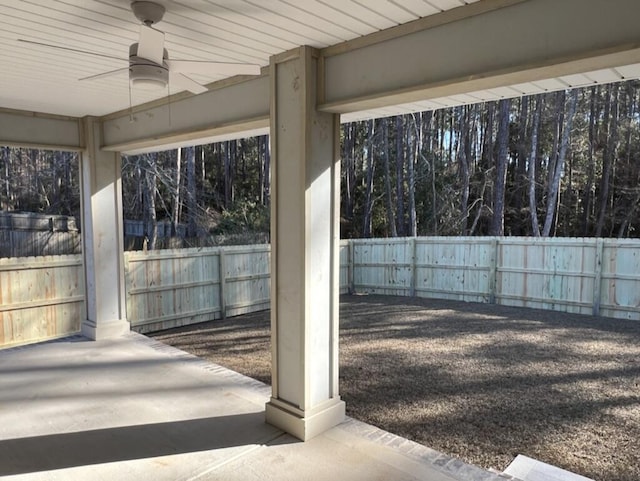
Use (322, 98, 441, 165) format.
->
(150, 294, 640, 481)
(0, 412, 287, 476)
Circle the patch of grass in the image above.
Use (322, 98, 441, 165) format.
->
(150, 295, 640, 481)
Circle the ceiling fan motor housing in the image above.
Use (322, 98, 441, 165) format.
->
(129, 43, 168, 90)
(131, 1, 165, 25)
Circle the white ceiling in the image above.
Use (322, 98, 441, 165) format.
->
(2, 0, 640, 122)
(0, 0, 480, 117)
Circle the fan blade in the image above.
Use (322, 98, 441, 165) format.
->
(17, 39, 126, 61)
(137, 25, 164, 64)
(167, 60, 261, 77)
(169, 72, 208, 95)
(79, 67, 129, 82)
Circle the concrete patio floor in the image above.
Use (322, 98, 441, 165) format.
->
(0, 332, 509, 481)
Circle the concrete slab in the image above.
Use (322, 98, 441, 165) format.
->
(0, 333, 506, 481)
(504, 455, 595, 481)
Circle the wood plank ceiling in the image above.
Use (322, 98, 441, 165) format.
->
(1, 0, 640, 123)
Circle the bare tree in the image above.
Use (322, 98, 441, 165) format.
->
(542, 89, 578, 236)
(395, 116, 406, 236)
(342, 124, 356, 224)
(528, 97, 543, 236)
(595, 84, 620, 237)
(457, 106, 471, 234)
(171, 149, 181, 236)
(381, 119, 398, 236)
(362, 120, 376, 238)
(407, 113, 420, 237)
(184, 146, 197, 238)
(581, 86, 600, 235)
(142, 154, 158, 249)
(491, 99, 511, 236)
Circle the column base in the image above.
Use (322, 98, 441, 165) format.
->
(265, 398, 346, 441)
(81, 318, 130, 340)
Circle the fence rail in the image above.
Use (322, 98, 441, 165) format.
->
(1, 237, 639, 348)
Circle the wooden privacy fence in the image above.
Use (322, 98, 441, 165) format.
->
(0, 212, 82, 258)
(346, 237, 640, 321)
(0, 254, 84, 348)
(124, 245, 272, 333)
(126, 243, 350, 332)
(0, 229, 82, 258)
(1, 237, 638, 348)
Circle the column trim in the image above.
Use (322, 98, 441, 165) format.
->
(265, 397, 345, 441)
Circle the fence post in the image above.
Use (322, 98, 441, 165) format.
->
(592, 238, 604, 316)
(488, 238, 498, 304)
(348, 240, 355, 294)
(218, 248, 227, 319)
(410, 237, 417, 297)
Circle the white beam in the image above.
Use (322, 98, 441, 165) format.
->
(121, 126, 270, 156)
(101, 75, 270, 154)
(320, 0, 640, 113)
(0, 108, 81, 150)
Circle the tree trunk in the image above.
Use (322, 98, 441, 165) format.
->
(595, 84, 620, 237)
(542, 89, 579, 237)
(223, 141, 234, 208)
(491, 99, 511, 236)
(418, 111, 436, 235)
(362, 120, 376, 238)
(2, 146, 11, 210)
(171, 149, 181, 236)
(481, 102, 495, 172)
(381, 119, 397, 236)
(457, 106, 471, 235)
(395, 116, 406, 236)
(408, 113, 419, 236)
(514, 97, 529, 233)
(546, 92, 564, 199)
(185, 146, 197, 238)
(143, 154, 158, 250)
(581, 86, 599, 235)
(343, 124, 356, 223)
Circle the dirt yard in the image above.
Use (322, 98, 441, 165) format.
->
(150, 294, 640, 481)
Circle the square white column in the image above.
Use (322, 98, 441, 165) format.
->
(265, 47, 345, 440)
(79, 117, 129, 340)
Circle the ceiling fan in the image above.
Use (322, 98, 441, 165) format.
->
(19, 1, 262, 95)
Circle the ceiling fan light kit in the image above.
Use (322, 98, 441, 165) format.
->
(130, 65, 168, 90)
(129, 43, 168, 91)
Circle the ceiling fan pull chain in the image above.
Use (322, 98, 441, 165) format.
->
(167, 81, 172, 127)
(128, 81, 134, 123)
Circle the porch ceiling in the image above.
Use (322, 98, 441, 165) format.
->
(0, 0, 482, 118)
(2, 0, 640, 138)
(3, 0, 640, 125)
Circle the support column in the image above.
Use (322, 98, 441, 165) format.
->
(79, 117, 129, 340)
(265, 47, 345, 440)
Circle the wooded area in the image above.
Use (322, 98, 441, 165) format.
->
(2, 80, 639, 246)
